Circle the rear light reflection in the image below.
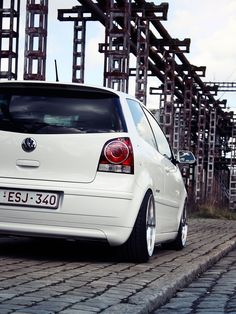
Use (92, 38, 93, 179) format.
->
(104, 140, 129, 164)
(98, 138, 134, 174)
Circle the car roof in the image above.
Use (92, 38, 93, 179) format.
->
(0, 80, 133, 99)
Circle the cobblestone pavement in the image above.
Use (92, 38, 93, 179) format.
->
(153, 248, 236, 314)
(0, 218, 235, 314)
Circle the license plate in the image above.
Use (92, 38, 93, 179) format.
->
(0, 188, 60, 209)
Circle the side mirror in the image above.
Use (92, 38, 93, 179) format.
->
(176, 150, 196, 164)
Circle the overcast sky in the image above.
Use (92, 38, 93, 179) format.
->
(17, 0, 236, 109)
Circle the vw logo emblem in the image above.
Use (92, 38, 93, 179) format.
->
(22, 138, 37, 153)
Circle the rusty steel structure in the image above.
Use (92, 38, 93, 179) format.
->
(58, 6, 98, 83)
(57, 0, 236, 210)
(206, 82, 236, 92)
(0, 0, 20, 80)
(24, 0, 48, 80)
(0, 0, 236, 209)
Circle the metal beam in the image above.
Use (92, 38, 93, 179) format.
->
(205, 82, 236, 92)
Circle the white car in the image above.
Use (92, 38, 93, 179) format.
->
(0, 81, 195, 262)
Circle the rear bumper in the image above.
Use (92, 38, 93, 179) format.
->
(0, 174, 142, 246)
(0, 222, 132, 246)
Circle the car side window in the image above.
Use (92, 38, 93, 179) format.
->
(127, 99, 157, 149)
(143, 107, 172, 159)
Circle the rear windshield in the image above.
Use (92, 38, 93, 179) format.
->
(0, 90, 126, 134)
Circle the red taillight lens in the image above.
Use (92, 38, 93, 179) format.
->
(98, 138, 134, 174)
(105, 140, 129, 164)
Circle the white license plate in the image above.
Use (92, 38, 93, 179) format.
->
(0, 188, 60, 209)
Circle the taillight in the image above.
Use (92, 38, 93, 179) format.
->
(98, 137, 134, 174)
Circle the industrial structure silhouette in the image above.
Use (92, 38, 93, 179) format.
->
(1, 0, 236, 209)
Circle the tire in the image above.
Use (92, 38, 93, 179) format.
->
(163, 203, 188, 250)
(119, 191, 156, 263)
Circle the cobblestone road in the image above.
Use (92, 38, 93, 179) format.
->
(153, 248, 236, 314)
(0, 218, 235, 314)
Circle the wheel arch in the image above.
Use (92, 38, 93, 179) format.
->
(131, 178, 155, 226)
(117, 188, 156, 262)
(120, 183, 155, 245)
(176, 192, 188, 229)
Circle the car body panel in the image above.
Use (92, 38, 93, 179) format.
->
(0, 132, 129, 183)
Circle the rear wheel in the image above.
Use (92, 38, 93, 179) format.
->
(119, 191, 156, 263)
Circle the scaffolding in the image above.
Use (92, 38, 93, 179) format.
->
(172, 105, 182, 154)
(181, 77, 193, 150)
(0, 0, 20, 80)
(229, 115, 236, 210)
(134, 17, 149, 105)
(195, 95, 207, 203)
(1, 0, 236, 209)
(24, 0, 48, 80)
(58, 6, 98, 83)
(99, 0, 131, 92)
(206, 108, 217, 200)
(159, 56, 175, 146)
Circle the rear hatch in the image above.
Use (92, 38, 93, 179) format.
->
(0, 82, 126, 183)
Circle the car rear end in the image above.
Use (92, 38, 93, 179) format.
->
(0, 82, 141, 246)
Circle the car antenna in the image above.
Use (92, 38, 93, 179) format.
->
(54, 59, 59, 82)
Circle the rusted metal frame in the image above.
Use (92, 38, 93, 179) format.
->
(165, 106, 193, 200)
(152, 40, 190, 147)
(195, 95, 208, 203)
(72, 19, 86, 83)
(140, 7, 195, 111)
(78, 0, 183, 101)
(76, 0, 234, 208)
(58, 6, 98, 83)
(58, 6, 98, 22)
(79, 0, 230, 118)
(0, 4, 2, 72)
(79, 0, 182, 102)
(128, 1, 168, 20)
(8, 0, 15, 79)
(229, 114, 236, 210)
(154, 38, 190, 54)
(14, 0, 20, 80)
(178, 77, 194, 195)
(128, 2, 168, 105)
(134, 0, 227, 118)
(0, 0, 20, 80)
(213, 108, 232, 207)
(76, 0, 235, 208)
(215, 110, 235, 206)
(176, 64, 206, 78)
(77, 0, 132, 90)
(215, 168, 230, 207)
(148, 37, 191, 103)
(214, 108, 225, 163)
(193, 83, 232, 205)
(24, 0, 48, 81)
(206, 107, 216, 200)
(205, 81, 236, 92)
(172, 104, 182, 154)
(134, 0, 192, 92)
(159, 56, 175, 147)
(134, 17, 149, 105)
(154, 39, 190, 149)
(219, 109, 234, 162)
(101, 0, 131, 92)
(181, 77, 193, 150)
